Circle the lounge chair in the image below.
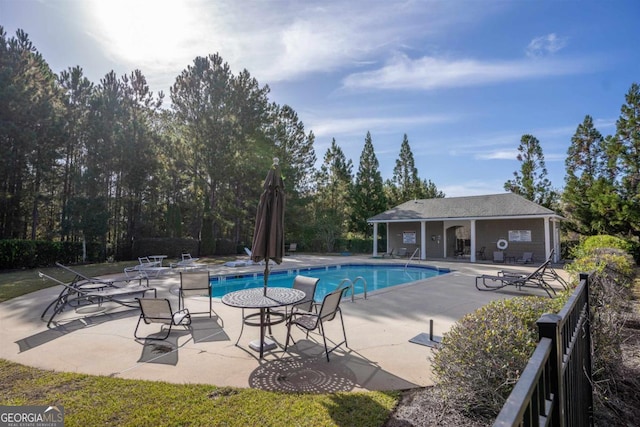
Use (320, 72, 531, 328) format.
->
(285, 286, 349, 361)
(516, 252, 534, 264)
(500, 249, 570, 290)
(475, 260, 557, 297)
(134, 298, 191, 340)
(127, 257, 170, 278)
(171, 253, 207, 270)
(39, 271, 156, 328)
(54, 262, 148, 286)
(244, 247, 274, 265)
(223, 260, 251, 267)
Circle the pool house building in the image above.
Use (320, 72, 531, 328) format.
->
(368, 193, 563, 263)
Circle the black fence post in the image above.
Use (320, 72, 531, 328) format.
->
(537, 312, 564, 427)
(580, 272, 595, 426)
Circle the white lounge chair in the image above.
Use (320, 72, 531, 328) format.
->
(244, 247, 273, 265)
(127, 257, 170, 278)
(171, 253, 206, 270)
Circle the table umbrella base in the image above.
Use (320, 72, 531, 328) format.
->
(249, 337, 277, 352)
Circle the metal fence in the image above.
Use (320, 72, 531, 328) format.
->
(494, 272, 593, 427)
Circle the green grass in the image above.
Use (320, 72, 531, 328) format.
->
(0, 259, 230, 303)
(0, 262, 401, 426)
(0, 360, 398, 427)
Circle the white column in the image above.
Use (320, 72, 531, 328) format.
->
(470, 219, 477, 263)
(421, 221, 426, 260)
(372, 223, 378, 257)
(553, 220, 560, 262)
(544, 217, 551, 261)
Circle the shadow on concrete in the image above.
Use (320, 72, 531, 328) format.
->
(15, 308, 138, 353)
(137, 329, 191, 366)
(189, 317, 229, 343)
(249, 339, 418, 392)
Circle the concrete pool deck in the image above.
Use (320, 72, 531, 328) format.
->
(0, 255, 570, 393)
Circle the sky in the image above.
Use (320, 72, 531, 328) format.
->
(2, 0, 639, 197)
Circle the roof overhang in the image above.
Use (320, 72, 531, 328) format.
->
(368, 214, 564, 224)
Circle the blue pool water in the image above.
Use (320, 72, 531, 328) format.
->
(210, 264, 449, 300)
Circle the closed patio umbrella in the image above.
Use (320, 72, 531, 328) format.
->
(251, 158, 285, 295)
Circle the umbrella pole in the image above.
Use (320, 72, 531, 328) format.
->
(263, 264, 269, 296)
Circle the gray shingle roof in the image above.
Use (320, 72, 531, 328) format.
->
(368, 193, 560, 222)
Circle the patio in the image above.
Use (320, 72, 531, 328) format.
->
(0, 255, 566, 393)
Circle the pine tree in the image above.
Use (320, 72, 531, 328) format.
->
(504, 134, 556, 208)
(351, 132, 387, 237)
(615, 83, 640, 236)
(388, 134, 420, 205)
(314, 139, 353, 251)
(563, 115, 605, 234)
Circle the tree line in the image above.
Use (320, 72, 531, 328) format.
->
(0, 28, 444, 259)
(2, 28, 638, 260)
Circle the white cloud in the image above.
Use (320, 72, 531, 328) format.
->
(475, 150, 518, 160)
(441, 180, 506, 197)
(79, 0, 514, 90)
(342, 53, 590, 91)
(309, 114, 454, 138)
(526, 33, 568, 58)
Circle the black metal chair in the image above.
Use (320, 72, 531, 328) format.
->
(285, 286, 349, 361)
(134, 298, 191, 340)
(265, 275, 319, 334)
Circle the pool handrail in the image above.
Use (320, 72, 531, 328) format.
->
(405, 248, 421, 269)
(338, 276, 368, 302)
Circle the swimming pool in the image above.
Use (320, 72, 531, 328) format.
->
(210, 264, 450, 300)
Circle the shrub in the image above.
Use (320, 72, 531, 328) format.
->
(431, 295, 567, 419)
(565, 236, 636, 419)
(0, 239, 83, 269)
(573, 235, 633, 258)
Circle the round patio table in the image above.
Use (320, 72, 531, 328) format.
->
(222, 287, 305, 359)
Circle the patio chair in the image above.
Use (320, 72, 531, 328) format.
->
(264, 275, 320, 335)
(394, 248, 408, 258)
(269, 275, 320, 320)
(179, 271, 221, 324)
(285, 286, 349, 361)
(286, 243, 298, 256)
(493, 251, 505, 263)
(516, 252, 534, 264)
(134, 298, 191, 340)
(291, 276, 320, 313)
(476, 246, 486, 260)
(475, 260, 556, 298)
(39, 271, 156, 328)
(380, 248, 395, 258)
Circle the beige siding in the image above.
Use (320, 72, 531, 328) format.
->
(476, 219, 546, 262)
